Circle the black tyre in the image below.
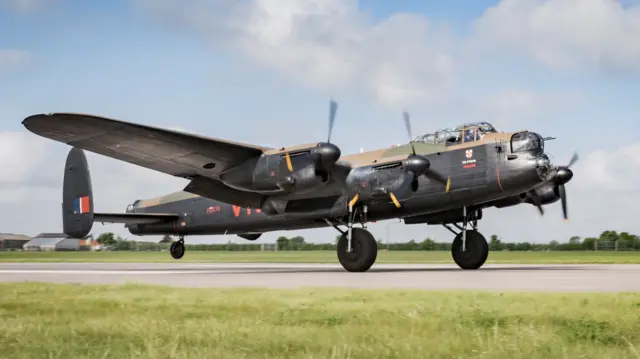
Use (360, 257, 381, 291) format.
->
(451, 230, 488, 270)
(170, 241, 185, 260)
(337, 228, 378, 272)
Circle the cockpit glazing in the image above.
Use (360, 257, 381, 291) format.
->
(412, 122, 498, 147)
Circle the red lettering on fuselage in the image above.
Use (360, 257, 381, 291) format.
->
(206, 206, 221, 213)
(232, 205, 262, 217)
(232, 205, 241, 217)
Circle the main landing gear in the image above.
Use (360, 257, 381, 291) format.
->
(443, 207, 489, 270)
(170, 235, 185, 260)
(325, 203, 378, 272)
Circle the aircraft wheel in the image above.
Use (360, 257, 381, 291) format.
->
(337, 228, 378, 272)
(451, 230, 488, 270)
(170, 240, 185, 260)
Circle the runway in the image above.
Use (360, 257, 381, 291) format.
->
(1, 263, 639, 291)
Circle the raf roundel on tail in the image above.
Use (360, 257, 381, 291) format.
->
(73, 196, 91, 214)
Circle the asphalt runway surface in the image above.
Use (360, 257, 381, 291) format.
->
(1, 263, 639, 291)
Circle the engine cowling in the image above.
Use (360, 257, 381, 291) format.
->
(219, 142, 341, 195)
(525, 183, 560, 206)
(345, 154, 430, 202)
(269, 164, 329, 193)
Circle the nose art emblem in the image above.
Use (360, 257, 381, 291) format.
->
(465, 149, 473, 158)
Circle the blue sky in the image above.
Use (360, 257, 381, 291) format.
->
(2, 0, 640, 245)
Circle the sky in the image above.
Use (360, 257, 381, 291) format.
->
(2, 0, 640, 245)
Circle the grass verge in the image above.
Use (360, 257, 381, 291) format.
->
(0, 250, 639, 263)
(1, 283, 639, 358)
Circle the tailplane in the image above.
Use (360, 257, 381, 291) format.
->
(61, 147, 180, 238)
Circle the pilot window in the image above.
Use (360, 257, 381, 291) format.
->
(463, 128, 479, 143)
(511, 132, 543, 153)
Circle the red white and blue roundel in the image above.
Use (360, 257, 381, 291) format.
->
(73, 196, 91, 214)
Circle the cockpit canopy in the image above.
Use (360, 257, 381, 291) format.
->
(412, 122, 498, 146)
(510, 131, 544, 153)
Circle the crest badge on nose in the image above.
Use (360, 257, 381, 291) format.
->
(462, 149, 477, 168)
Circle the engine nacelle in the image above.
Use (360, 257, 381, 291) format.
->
(526, 182, 560, 205)
(219, 142, 341, 195)
(344, 154, 430, 202)
(267, 164, 329, 193)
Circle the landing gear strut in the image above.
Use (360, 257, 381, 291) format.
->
(442, 207, 488, 270)
(325, 203, 378, 272)
(170, 235, 185, 260)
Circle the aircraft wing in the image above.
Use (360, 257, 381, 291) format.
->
(22, 113, 269, 179)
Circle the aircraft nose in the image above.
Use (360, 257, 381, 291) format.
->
(316, 142, 341, 165)
(535, 154, 551, 169)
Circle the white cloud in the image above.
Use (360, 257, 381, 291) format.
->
(473, 0, 640, 72)
(573, 142, 640, 192)
(134, 0, 457, 108)
(0, 50, 30, 73)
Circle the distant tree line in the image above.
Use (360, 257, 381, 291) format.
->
(92, 230, 640, 252)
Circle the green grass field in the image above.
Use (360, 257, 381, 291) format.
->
(0, 250, 639, 263)
(1, 283, 639, 358)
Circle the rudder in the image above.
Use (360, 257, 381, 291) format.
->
(62, 147, 94, 238)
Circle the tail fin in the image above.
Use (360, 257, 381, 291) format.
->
(62, 147, 94, 238)
(61, 147, 181, 238)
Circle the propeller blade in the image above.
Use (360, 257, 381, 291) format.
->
(567, 152, 579, 168)
(328, 99, 337, 143)
(403, 111, 416, 155)
(558, 184, 568, 221)
(527, 192, 545, 216)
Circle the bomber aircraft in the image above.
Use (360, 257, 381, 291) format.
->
(22, 100, 577, 272)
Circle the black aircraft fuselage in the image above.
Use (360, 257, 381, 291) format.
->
(125, 137, 552, 238)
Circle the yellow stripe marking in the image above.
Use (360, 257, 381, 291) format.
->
(348, 194, 359, 207)
(389, 192, 401, 208)
(285, 152, 293, 172)
(445, 176, 451, 192)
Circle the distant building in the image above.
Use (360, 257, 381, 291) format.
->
(23, 233, 80, 251)
(0, 233, 31, 251)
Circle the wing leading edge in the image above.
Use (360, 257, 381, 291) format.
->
(22, 113, 269, 180)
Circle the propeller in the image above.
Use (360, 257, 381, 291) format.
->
(284, 99, 340, 173)
(403, 110, 416, 155)
(554, 152, 578, 221)
(528, 151, 579, 220)
(328, 99, 337, 143)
